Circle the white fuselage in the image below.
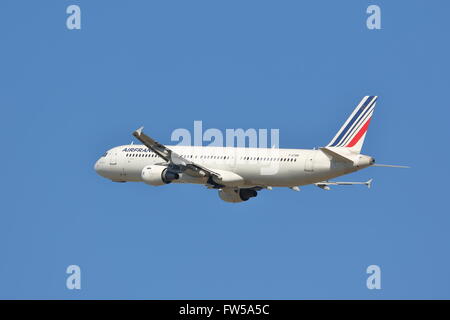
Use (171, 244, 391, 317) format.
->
(94, 144, 373, 188)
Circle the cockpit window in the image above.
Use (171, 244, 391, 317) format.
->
(101, 152, 108, 157)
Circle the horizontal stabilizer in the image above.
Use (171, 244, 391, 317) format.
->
(319, 147, 355, 163)
(315, 178, 372, 190)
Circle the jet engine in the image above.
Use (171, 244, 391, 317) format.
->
(141, 165, 179, 186)
(218, 188, 258, 203)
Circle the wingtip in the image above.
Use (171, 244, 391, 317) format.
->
(134, 126, 144, 136)
(366, 178, 373, 189)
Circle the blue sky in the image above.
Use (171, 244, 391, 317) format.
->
(1, 0, 449, 299)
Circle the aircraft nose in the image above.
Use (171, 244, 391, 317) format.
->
(94, 159, 100, 173)
(94, 159, 106, 177)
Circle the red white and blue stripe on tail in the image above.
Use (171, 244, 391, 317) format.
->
(327, 96, 377, 152)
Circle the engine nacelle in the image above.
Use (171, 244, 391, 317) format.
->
(218, 188, 258, 203)
(141, 165, 179, 186)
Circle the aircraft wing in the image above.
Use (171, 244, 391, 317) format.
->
(132, 127, 222, 179)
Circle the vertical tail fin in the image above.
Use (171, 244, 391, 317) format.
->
(327, 96, 377, 153)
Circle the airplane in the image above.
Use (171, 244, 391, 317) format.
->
(94, 96, 407, 202)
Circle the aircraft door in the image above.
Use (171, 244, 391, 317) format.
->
(109, 151, 117, 166)
(304, 154, 314, 172)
